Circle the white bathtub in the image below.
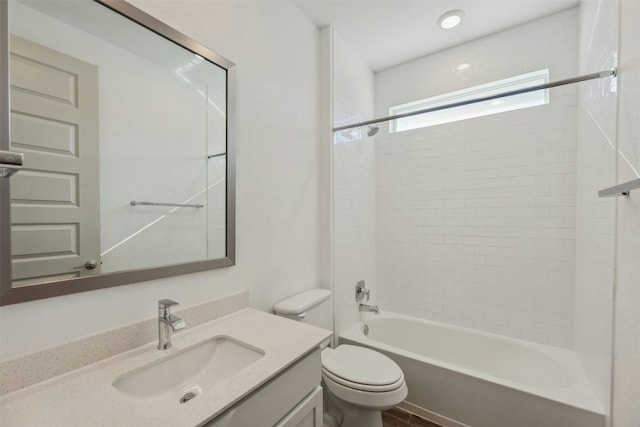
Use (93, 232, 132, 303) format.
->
(340, 313, 605, 427)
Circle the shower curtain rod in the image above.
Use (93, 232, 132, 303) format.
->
(333, 69, 617, 132)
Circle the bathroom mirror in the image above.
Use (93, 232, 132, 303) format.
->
(0, 0, 236, 305)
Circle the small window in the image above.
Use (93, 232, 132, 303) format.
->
(389, 69, 549, 133)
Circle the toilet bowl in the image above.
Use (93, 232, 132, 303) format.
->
(273, 289, 408, 427)
(321, 345, 407, 427)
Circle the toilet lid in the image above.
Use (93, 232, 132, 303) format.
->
(322, 345, 403, 387)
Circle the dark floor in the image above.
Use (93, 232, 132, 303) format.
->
(382, 408, 443, 427)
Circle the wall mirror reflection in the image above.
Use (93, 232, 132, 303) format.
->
(0, 0, 236, 305)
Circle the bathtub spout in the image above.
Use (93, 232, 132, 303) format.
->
(359, 303, 380, 314)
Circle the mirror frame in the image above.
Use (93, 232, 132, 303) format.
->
(0, 0, 236, 305)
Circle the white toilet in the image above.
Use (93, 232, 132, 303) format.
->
(274, 289, 408, 427)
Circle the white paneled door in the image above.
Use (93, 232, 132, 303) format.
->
(9, 35, 100, 284)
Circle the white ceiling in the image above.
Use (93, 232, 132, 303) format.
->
(294, 0, 579, 71)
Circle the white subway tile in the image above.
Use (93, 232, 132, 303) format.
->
(374, 8, 579, 347)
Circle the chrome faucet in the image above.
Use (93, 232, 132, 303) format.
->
(158, 299, 186, 350)
(356, 281, 379, 314)
(355, 280, 370, 302)
(359, 303, 380, 314)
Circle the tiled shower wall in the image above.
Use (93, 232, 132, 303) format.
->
(374, 8, 579, 347)
(575, 0, 618, 411)
(575, 0, 640, 421)
(330, 29, 377, 337)
(612, 0, 640, 424)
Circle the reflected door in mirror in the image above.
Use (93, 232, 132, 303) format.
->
(10, 35, 100, 285)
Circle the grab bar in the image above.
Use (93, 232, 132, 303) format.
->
(598, 179, 640, 197)
(130, 201, 204, 208)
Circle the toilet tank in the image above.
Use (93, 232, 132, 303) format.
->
(274, 289, 332, 331)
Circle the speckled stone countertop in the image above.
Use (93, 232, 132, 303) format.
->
(0, 308, 332, 427)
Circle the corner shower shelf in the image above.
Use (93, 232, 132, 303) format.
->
(598, 178, 640, 197)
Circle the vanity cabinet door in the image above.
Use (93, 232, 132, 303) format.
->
(202, 349, 321, 427)
(274, 386, 323, 427)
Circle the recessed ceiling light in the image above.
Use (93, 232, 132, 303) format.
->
(455, 63, 471, 72)
(438, 10, 465, 30)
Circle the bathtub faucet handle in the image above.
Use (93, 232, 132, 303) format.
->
(355, 280, 370, 302)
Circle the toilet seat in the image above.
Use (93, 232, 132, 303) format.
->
(321, 345, 405, 392)
(322, 372, 408, 411)
(322, 366, 405, 392)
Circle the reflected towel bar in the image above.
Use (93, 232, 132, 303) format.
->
(598, 179, 640, 197)
(130, 201, 204, 208)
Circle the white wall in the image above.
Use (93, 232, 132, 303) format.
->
(374, 9, 579, 347)
(330, 29, 377, 337)
(575, 0, 618, 411)
(611, 0, 640, 425)
(0, 0, 323, 360)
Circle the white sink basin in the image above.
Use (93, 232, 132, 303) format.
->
(112, 336, 264, 415)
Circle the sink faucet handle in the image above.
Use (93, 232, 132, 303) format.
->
(157, 299, 184, 350)
(158, 299, 179, 309)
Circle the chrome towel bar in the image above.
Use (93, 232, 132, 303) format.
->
(130, 201, 204, 208)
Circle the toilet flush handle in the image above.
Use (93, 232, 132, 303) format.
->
(297, 312, 307, 319)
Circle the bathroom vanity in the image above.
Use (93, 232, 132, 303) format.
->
(0, 293, 332, 426)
